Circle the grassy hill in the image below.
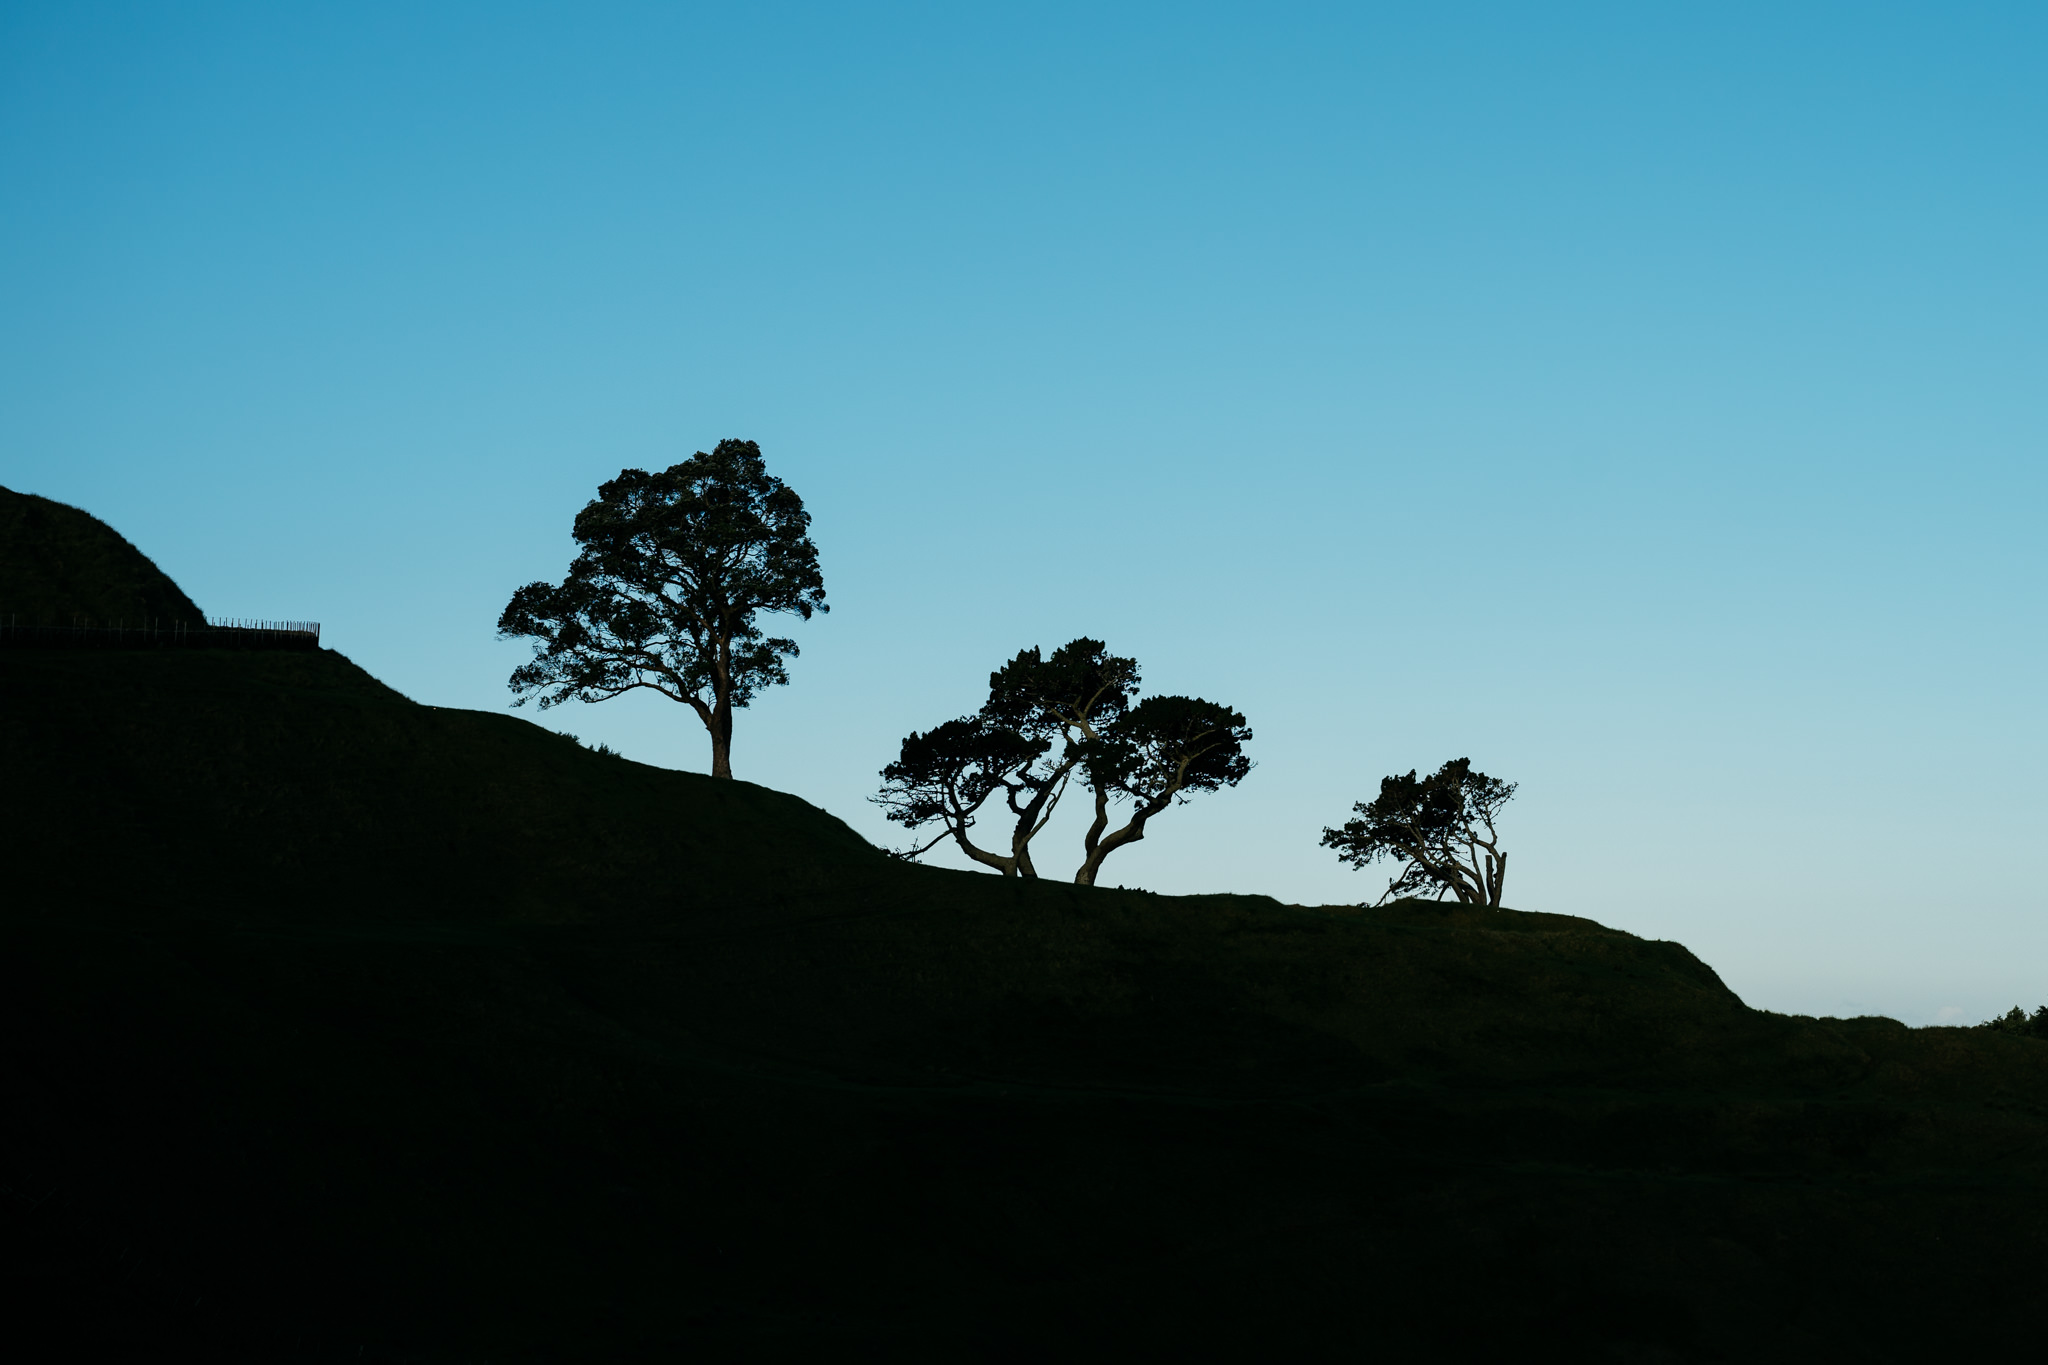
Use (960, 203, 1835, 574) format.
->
(6, 644, 2048, 1357)
(0, 485, 205, 625)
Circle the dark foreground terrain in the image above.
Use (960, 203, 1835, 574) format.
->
(6, 645, 2047, 1361)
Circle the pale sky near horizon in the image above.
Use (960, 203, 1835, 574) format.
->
(4, 2, 2044, 1026)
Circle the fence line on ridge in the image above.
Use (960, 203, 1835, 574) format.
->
(0, 614, 323, 651)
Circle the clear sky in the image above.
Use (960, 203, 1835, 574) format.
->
(5, 2, 2044, 1024)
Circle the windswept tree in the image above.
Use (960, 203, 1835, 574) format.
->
(874, 717, 1050, 875)
(1321, 758, 1515, 906)
(498, 440, 826, 779)
(1074, 694, 1252, 886)
(877, 638, 1250, 883)
(876, 639, 1137, 875)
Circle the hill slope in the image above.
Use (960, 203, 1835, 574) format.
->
(5, 645, 2048, 1360)
(0, 485, 205, 625)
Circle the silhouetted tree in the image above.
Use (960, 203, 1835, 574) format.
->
(874, 716, 1050, 875)
(498, 440, 826, 779)
(1074, 694, 1252, 886)
(1321, 758, 1514, 906)
(877, 640, 1136, 875)
(878, 639, 1250, 884)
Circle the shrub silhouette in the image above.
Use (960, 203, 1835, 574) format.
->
(1978, 1005, 2048, 1039)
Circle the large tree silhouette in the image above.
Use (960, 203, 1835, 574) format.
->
(498, 440, 826, 779)
(1321, 758, 1514, 906)
(878, 639, 1249, 883)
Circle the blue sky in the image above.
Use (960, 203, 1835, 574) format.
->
(5, 2, 2044, 1023)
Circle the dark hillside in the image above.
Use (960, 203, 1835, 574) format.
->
(6, 645, 2048, 1359)
(0, 486, 206, 625)
(3, 647, 885, 927)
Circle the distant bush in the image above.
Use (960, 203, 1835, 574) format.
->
(556, 731, 624, 759)
(1977, 1006, 2048, 1039)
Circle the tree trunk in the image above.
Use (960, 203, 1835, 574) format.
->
(1074, 839, 1124, 886)
(1075, 786, 1114, 885)
(1007, 773, 1073, 879)
(951, 829, 1017, 876)
(1075, 819, 1152, 885)
(709, 699, 734, 779)
(1074, 790, 1175, 886)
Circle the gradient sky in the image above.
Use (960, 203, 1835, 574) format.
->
(5, 2, 2044, 1024)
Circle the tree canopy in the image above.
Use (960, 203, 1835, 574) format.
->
(1978, 1006, 2048, 1040)
(498, 439, 825, 779)
(1321, 758, 1514, 907)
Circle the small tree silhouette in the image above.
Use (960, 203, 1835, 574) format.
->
(1322, 759, 1515, 907)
